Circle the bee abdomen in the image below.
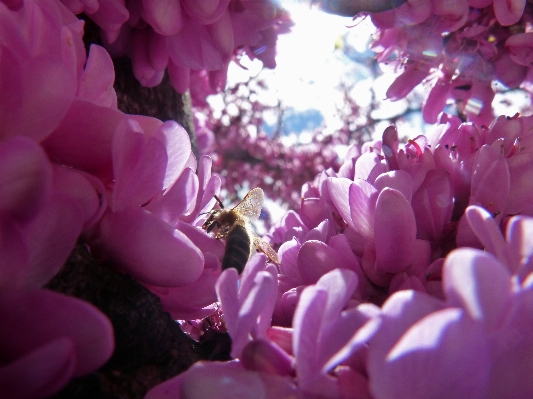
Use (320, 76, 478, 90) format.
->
(222, 225, 251, 274)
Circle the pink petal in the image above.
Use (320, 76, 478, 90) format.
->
(167, 19, 224, 71)
(111, 120, 167, 210)
(0, 137, 51, 221)
(374, 170, 413, 202)
(232, 271, 277, 358)
(327, 177, 355, 231)
(278, 238, 303, 282)
(147, 168, 198, 226)
(470, 145, 510, 218)
(241, 339, 293, 376)
(41, 98, 126, 182)
(131, 28, 165, 87)
(77, 44, 117, 108)
(465, 205, 513, 268)
(141, 0, 182, 36)
(369, 308, 490, 399)
(411, 169, 454, 241)
(0, 289, 114, 376)
(148, 29, 169, 71)
(395, 0, 432, 25)
(22, 193, 83, 288)
(86, 0, 129, 43)
(507, 152, 533, 214)
(0, 337, 76, 399)
(216, 268, 240, 335)
(316, 269, 358, 323)
(0, 219, 30, 292)
(0, 47, 75, 142)
(292, 286, 327, 386)
(206, 9, 234, 57)
(350, 179, 378, 240)
(423, 78, 451, 124)
(153, 120, 192, 190)
(181, 0, 231, 25)
(297, 241, 343, 285)
(149, 253, 220, 319)
(97, 208, 204, 286)
(52, 165, 107, 230)
(386, 61, 431, 101)
(167, 60, 190, 94)
(493, 0, 526, 26)
(374, 188, 416, 273)
(443, 248, 512, 330)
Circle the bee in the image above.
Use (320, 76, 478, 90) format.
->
(202, 188, 280, 274)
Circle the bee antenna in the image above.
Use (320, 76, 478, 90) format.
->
(214, 195, 225, 209)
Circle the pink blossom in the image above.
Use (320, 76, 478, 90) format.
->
(367, 0, 533, 125)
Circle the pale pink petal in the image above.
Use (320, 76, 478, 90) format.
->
(216, 268, 240, 335)
(411, 169, 454, 241)
(369, 308, 490, 399)
(278, 238, 303, 282)
(374, 170, 413, 202)
(326, 177, 355, 231)
(443, 248, 512, 330)
(374, 188, 416, 273)
(297, 241, 342, 284)
(147, 168, 198, 225)
(349, 179, 378, 240)
(96, 208, 204, 286)
(292, 286, 327, 386)
(493, 0, 526, 26)
(77, 44, 117, 108)
(153, 120, 192, 190)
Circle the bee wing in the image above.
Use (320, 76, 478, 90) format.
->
(253, 236, 280, 265)
(232, 188, 264, 222)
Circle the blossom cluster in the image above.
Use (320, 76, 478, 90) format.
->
(0, 0, 234, 395)
(367, 0, 533, 126)
(194, 77, 357, 211)
(147, 112, 533, 398)
(56, 0, 292, 94)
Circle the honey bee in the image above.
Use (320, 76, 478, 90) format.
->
(202, 188, 280, 274)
